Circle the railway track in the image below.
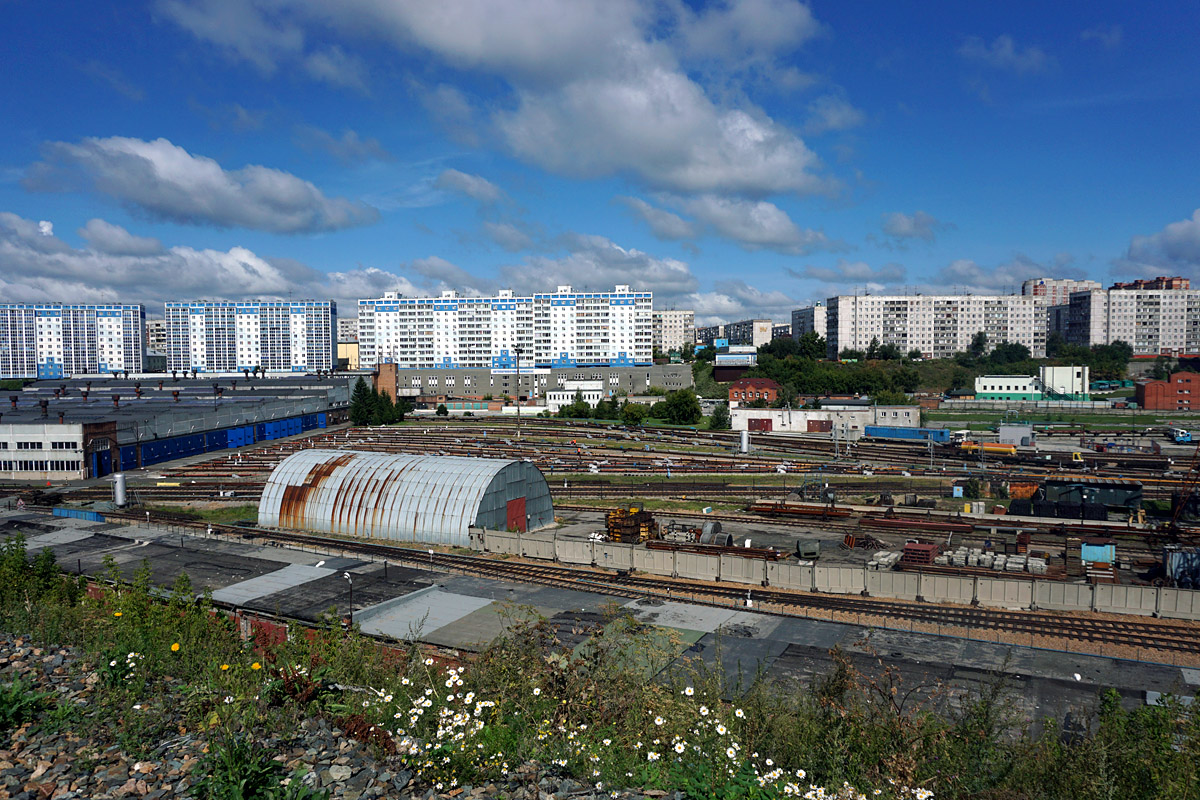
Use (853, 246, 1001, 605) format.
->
(98, 509, 1200, 657)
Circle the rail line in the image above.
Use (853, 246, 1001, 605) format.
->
(99, 509, 1200, 657)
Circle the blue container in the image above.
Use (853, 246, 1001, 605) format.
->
(317, 413, 327, 428)
(1081, 541, 1116, 564)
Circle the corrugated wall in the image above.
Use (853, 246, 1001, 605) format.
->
(259, 449, 554, 546)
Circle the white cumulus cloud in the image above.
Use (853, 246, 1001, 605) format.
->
(959, 35, 1053, 74)
(24, 136, 379, 234)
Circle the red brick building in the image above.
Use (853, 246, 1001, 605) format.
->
(729, 378, 781, 405)
(1135, 371, 1200, 410)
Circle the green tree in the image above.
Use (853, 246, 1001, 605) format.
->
(865, 336, 881, 360)
(1046, 331, 1067, 358)
(989, 341, 1031, 365)
(796, 331, 826, 360)
(969, 331, 988, 358)
(907, 348, 923, 360)
(681, 342, 695, 361)
(709, 402, 731, 430)
(349, 377, 373, 425)
(871, 388, 914, 405)
(877, 343, 903, 361)
(435, 403, 448, 416)
(621, 402, 648, 426)
(662, 389, 702, 425)
(839, 348, 864, 361)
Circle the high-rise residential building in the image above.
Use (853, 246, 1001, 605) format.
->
(695, 324, 725, 345)
(826, 294, 1045, 359)
(651, 309, 694, 354)
(337, 317, 359, 341)
(0, 303, 145, 379)
(791, 304, 826, 340)
(725, 319, 774, 348)
(771, 323, 791, 340)
(164, 300, 336, 373)
(1067, 281, 1200, 355)
(357, 285, 651, 370)
(144, 319, 167, 353)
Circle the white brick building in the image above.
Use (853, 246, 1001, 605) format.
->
(1068, 287, 1200, 355)
(825, 294, 1045, 359)
(791, 304, 827, 339)
(652, 309, 694, 354)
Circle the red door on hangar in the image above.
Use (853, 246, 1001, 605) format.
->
(506, 497, 527, 532)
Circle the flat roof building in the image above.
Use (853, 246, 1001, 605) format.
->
(1068, 283, 1200, 355)
(791, 304, 826, 340)
(652, 309, 694, 354)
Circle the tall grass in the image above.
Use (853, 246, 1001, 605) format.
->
(1, 533, 1198, 799)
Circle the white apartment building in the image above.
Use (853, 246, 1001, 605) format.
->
(791, 304, 827, 339)
(1068, 287, 1200, 355)
(0, 303, 145, 379)
(164, 301, 336, 373)
(825, 294, 1045, 360)
(652, 310, 694, 354)
(358, 285, 652, 370)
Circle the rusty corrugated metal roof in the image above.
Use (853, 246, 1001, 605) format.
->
(258, 449, 546, 546)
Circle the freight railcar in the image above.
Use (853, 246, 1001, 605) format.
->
(863, 426, 951, 443)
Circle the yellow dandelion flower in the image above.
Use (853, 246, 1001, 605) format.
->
(170, 642, 180, 652)
(220, 664, 230, 671)
(251, 662, 262, 670)
(113, 611, 123, 618)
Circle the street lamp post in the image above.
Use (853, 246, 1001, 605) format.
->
(514, 346, 523, 438)
(343, 572, 353, 624)
(428, 549, 434, 573)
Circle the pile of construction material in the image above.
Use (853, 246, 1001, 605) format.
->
(934, 546, 1047, 574)
(605, 504, 659, 544)
(868, 550, 902, 570)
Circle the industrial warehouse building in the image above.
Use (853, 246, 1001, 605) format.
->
(0, 377, 351, 481)
(258, 451, 554, 546)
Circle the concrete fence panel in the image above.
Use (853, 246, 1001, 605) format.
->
(1034, 581, 1092, 612)
(768, 562, 812, 592)
(556, 539, 594, 566)
(521, 535, 556, 561)
(594, 543, 634, 572)
(1158, 587, 1200, 621)
(922, 574, 974, 605)
(814, 566, 864, 594)
(633, 548, 675, 577)
(484, 531, 520, 555)
(866, 570, 921, 601)
(719, 555, 765, 587)
(975, 577, 1033, 609)
(1095, 584, 1158, 616)
(676, 551, 721, 582)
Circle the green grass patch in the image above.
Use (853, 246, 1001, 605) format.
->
(145, 504, 260, 524)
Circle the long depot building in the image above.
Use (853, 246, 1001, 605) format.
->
(258, 450, 554, 546)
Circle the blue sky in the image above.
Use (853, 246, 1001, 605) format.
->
(1, 0, 1197, 324)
